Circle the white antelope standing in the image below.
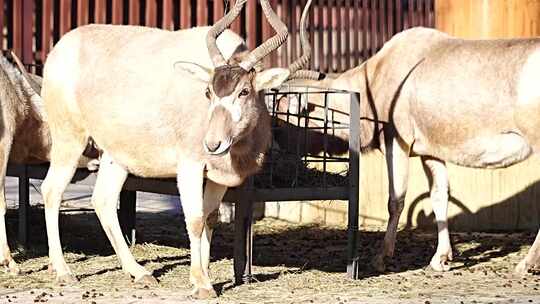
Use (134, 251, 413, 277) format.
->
(0, 52, 97, 275)
(40, 0, 314, 298)
(288, 25, 540, 274)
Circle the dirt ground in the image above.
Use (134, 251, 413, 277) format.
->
(0, 206, 539, 304)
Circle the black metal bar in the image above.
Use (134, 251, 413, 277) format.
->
(17, 165, 30, 248)
(346, 92, 361, 279)
(119, 190, 137, 246)
(233, 180, 254, 285)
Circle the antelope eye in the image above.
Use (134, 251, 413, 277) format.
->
(239, 88, 250, 97)
(205, 87, 211, 99)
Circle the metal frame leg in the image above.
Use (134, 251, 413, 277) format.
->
(18, 165, 30, 248)
(347, 92, 361, 279)
(234, 199, 253, 285)
(119, 190, 137, 246)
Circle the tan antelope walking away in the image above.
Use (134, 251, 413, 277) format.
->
(0, 52, 97, 275)
(287, 22, 540, 274)
(40, 0, 315, 298)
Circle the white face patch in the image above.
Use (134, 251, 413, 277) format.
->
(209, 95, 242, 122)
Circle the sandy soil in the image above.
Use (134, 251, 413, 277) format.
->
(0, 206, 539, 304)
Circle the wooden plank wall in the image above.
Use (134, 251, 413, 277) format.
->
(5, 0, 435, 74)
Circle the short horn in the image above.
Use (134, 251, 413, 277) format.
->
(207, 0, 248, 67)
(238, 0, 288, 71)
(287, 0, 325, 80)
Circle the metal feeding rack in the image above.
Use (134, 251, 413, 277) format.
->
(231, 87, 361, 282)
(7, 87, 361, 283)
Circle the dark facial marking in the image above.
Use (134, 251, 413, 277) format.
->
(212, 65, 249, 98)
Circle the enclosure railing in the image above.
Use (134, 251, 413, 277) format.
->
(5, 0, 434, 75)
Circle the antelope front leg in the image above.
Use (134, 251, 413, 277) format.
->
(178, 160, 217, 299)
(515, 229, 540, 275)
(373, 134, 410, 272)
(201, 180, 227, 293)
(0, 143, 18, 274)
(422, 157, 452, 271)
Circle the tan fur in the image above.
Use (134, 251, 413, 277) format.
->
(0, 53, 98, 275)
(291, 27, 540, 273)
(41, 24, 280, 295)
(0, 55, 47, 274)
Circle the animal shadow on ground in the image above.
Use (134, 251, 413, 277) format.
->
(3, 189, 537, 286)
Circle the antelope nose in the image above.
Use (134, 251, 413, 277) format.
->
(204, 140, 221, 153)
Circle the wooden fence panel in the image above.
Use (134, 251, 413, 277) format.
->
(3, 0, 435, 74)
(129, 0, 140, 25)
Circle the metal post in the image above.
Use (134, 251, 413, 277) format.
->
(347, 92, 361, 279)
(18, 165, 30, 248)
(233, 180, 254, 285)
(119, 190, 137, 246)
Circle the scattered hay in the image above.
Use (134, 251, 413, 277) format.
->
(1, 209, 539, 303)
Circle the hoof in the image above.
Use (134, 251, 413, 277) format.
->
(7, 260, 20, 275)
(189, 287, 217, 300)
(134, 274, 158, 287)
(55, 273, 78, 285)
(514, 260, 530, 276)
(371, 255, 386, 273)
(429, 254, 452, 272)
(2, 259, 19, 275)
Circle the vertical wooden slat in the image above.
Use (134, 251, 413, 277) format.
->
(129, 0, 140, 25)
(425, 0, 432, 27)
(378, 0, 385, 48)
(353, 0, 360, 66)
(326, 0, 333, 72)
(112, 0, 123, 25)
(214, 0, 224, 22)
(388, 0, 394, 39)
(370, 0, 376, 56)
(343, 0, 351, 69)
(95, 0, 106, 24)
(262, 0, 274, 66)
(280, 0, 289, 66)
(408, 0, 414, 28)
(290, 0, 297, 64)
(146, 0, 157, 27)
(77, 0, 89, 26)
(22, 0, 34, 66)
(59, 1, 71, 37)
(12, 0, 22, 58)
(0, 0, 4, 50)
(317, 0, 324, 70)
(197, 0, 208, 26)
(335, 0, 342, 71)
(396, 0, 402, 32)
(180, 0, 190, 29)
(163, 0, 174, 29)
(428, 0, 434, 27)
(246, 0, 257, 50)
(41, 0, 53, 62)
(361, 0, 368, 60)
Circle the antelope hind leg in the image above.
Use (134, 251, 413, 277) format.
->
(372, 134, 410, 272)
(422, 157, 453, 272)
(91, 153, 155, 284)
(42, 140, 86, 284)
(515, 229, 540, 275)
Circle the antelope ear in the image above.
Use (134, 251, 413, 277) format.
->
(254, 68, 290, 91)
(174, 61, 212, 83)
